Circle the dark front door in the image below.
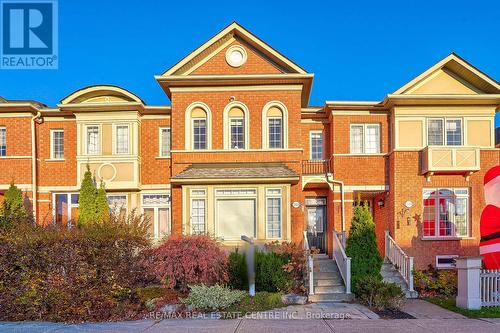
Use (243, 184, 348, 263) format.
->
(306, 205, 326, 253)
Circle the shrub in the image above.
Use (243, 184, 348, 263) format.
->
(228, 250, 248, 290)
(181, 284, 246, 310)
(147, 235, 228, 292)
(414, 265, 457, 297)
(255, 250, 288, 292)
(356, 276, 405, 311)
(345, 201, 383, 293)
(0, 213, 150, 322)
(265, 241, 307, 294)
(225, 291, 285, 314)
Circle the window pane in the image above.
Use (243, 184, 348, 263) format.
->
(423, 195, 436, 237)
(87, 126, 99, 155)
(191, 199, 206, 234)
(193, 119, 207, 150)
(454, 198, 468, 236)
(230, 118, 245, 149)
(446, 119, 462, 146)
(350, 125, 363, 154)
(267, 197, 281, 238)
(116, 126, 129, 154)
(107, 195, 127, 215)
(158, 208, 170, 237)
(160, 128, 171, 156)
(268, 118, 282, 148)
(143, 208, 155, 238)
(428, 119, 444, 145)
(55, 194, 69, 226)
(0, 127, 6, 156)
(310, 132, 323, 160)
(52, 131, 64, 159)
(365, 125, 380, 153)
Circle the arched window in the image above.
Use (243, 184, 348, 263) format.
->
(185, 102, 211, 150)
(223, 101, 249, 150)
(262, 101, 288, 149)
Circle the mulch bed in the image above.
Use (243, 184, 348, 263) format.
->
(374, 308, 415, 319)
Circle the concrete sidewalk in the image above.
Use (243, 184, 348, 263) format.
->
(1, 318, 500, 333)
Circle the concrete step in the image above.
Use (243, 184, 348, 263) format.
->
(313, 278, 344, 287)
(313, 254, 330, 260)
(314, 285, 346, 294)
(313, 272, 343, 280)
(308, 293, 354, 302)
(382, 275, 406, 285)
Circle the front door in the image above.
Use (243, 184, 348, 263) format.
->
(306, 205, 326, 253)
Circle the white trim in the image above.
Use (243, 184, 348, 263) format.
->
(185, 102, 212, 150)
(262, 101, 289, 149)
(349, 123, 381, 154)
(265, 187, 283, 240)
(52, 192, 79, 226)
(225, 44, 248, 68)
(113, 123, 131, 155)
(169, 85, 303, 93)
(426, 117, 463, 146)
(435, 255, 459, 269)
(159, 126, 171, 157)
(141, 193, 171, 239)
(50, 129, 64, 159)
(84, 124, 102, 155)
(309, 130, 324, 160)
(170, 148, 303, 153)
(223, 101, 250, 150)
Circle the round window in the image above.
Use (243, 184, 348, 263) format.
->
(225, 45, 247, 67)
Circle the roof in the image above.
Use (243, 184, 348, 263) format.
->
(171, 164, 299, 182)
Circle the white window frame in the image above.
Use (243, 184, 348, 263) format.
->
(309, 131, 324, 160)
(267, 116, 283, 149)
(85, 124, 101, 155)
(50, 129, 65, 160)
(192, 118, 208, 150)
(266, 188, 282, 239)
(142, 193, 171, 239)
(0, 127, 6, 157)
(159, 127, 171, 157)
(113, 124, 130, 155)
(229, 117, 245, 149)
(52, 192, 79, 227)
(427, 118, 463, 146)
(435, 255, 459, 269)
(190, 189, 207, 234)
(107, 194, 128, 215)
(422, 188, 469, 238)
(349, 123, 380, 154)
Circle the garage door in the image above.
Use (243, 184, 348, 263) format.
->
(217, 199, 256, 240)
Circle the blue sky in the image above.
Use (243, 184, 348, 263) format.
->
(0, 0, 499, 126)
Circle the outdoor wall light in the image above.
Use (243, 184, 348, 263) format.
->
(377, 199, 385, 208)
(407, 216, 411, 226)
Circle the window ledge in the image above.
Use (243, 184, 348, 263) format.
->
(155, 156, 171, 159)
(45, 158, 66, 162)
(421, 236, 475, 241)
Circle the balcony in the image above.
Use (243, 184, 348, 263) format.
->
(421, 146, 480, 181)
(301, 159, 330, 175)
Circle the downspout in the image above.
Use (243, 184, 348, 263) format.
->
(325, 159, 346, 248)
(31, 111, 41, 222)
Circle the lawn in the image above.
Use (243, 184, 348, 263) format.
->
(224, 292, 285, 314)
(425, 297, 500, 318)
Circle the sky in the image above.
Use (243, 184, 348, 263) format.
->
(0, 0, 499, 127)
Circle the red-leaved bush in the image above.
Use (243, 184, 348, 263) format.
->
(147, 235, 228, 292)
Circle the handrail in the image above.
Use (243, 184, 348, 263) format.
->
(385, 231, 414, 292)
(303, 231, 314, 295)
(332, 231, 351, 294)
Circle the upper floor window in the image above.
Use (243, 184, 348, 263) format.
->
(86, 125, 100, 155)
(115, 125, 129, 154)
(223, 103, 249, 150)
(50, 129, 64, 159)
(230, 118, 245, 149)
(350, 124, 380, 154)
(159, 127, 171, 157)
(427, 118, 462, 146)
(186, 103, 211, 150)
(262, 102, 288, 149)
(310, 131, 323, 160)
(423, 188, 469, 238)
(0, 127, 6, 157)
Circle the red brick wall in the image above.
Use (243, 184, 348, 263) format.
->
(140, 118, 171, 185)
(0, 117, 32, 184)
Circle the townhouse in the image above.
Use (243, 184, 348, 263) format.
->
(0, 22, 498, 270)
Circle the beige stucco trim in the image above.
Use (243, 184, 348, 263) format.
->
(0, 184, 32, 191)
(329, 110, 389, 116)
(170, 148, 302, 153)
(183, 36, 236, 75)
(141, 114, 171, 120)
(0, 155, 32, 159)
(169, 85, 303, 93)
(61, 85, 143, 104)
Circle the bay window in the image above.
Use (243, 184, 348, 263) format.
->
(423, 188, 469, 237)
(115, 125, 129, 154)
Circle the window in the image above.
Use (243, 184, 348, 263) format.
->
(86, 126, 100, 155)
(436, 255, 458, 269)
(107, 195, 127, 216)
(427, 118, 462, 146)
(423, 188, 469, 237)
(142, 194, 170, 239)
(51, 130, 64, 159)
(192, 119, 207, 150)
(266, 188, 282, 239)
(268, 118, 283, 149)
(191, 199, 206, 234)
(230, 118, 245, 149)
(159, 127, 171, 157)
(350, 124, 380, 154)
(310, 132, 323, 160)
(0, 127, 6, 156)
(115, 125, 129, 154)
(53, 193, 79, 227)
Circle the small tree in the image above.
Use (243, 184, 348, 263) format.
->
(345, 200, 383, 293)
(78, 164, 97, 225)
(1, 181, 28, 220)
(95, 179, 109, 222)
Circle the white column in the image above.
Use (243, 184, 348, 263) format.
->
(456, 256, 482, 310)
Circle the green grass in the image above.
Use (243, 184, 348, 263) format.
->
(425, 296, 500, 318)
(224, 291, 285, 314)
